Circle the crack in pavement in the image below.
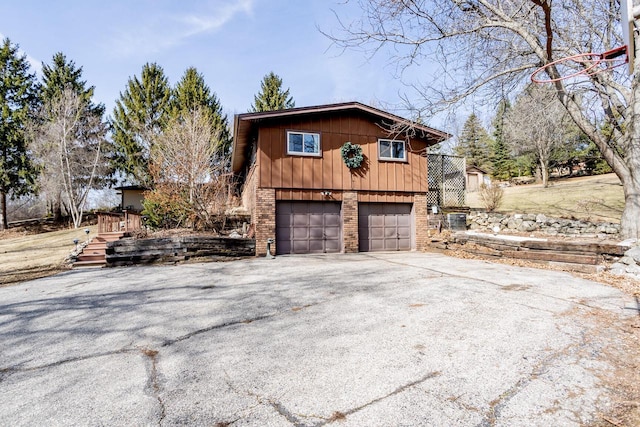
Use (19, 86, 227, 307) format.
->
(160, 300, 331, 348)
(2, 346, 169, 425)
(326, 371, 441, 424)
(474, 330, 592, 427)
(224, 375, 293, 425)
(270, 401, 307, 426)
(1, 302, 325, 380)
(225, 372, 439, 426)
(272, 372, 441, 426)
(0, 367, 12, 383)
(160, 313, 278, 348)
(141, 348, 166, 426)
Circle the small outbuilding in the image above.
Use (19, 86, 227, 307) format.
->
(115, 185, 147, 212)
(466, 166, 491, 192)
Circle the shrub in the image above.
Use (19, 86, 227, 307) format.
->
(142, 188, 190, 229)
(479, 183, 504, 212)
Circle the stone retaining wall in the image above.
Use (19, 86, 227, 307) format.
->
(468, 212, 620, 238)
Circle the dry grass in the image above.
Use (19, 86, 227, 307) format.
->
(0, 225, 97, 286)
(466, 173, 624, 223)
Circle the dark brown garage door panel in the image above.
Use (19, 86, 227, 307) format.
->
(276, 202, 341, 254)
(359, 203, 413, 252)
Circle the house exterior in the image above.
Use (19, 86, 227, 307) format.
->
(231, 102, 450, 256)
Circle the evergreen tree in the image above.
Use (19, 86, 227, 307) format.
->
(172, 67, 230, 162)
(250, 71, 295, 112)
(490, 99, 513, 180)
(0, 38, 39, 230)
(42, 53, 96, 107)
(455, 113, 492, 170)
(112, 62, 171, 185)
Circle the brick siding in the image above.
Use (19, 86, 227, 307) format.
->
(255, 188, 276, 256)
(342, 191, 359, 253)
(414, 194, 428, 251)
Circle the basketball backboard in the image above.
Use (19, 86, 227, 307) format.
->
(621, 0, 636, 74)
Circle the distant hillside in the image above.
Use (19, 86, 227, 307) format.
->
(466, 173, 624, 223)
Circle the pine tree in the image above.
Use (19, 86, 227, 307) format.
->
(172, 67, 230, 161)
(0, 38, 39, 230)
(455, 113, 492, 170)
(490, 99, 513, 180)
(112, 62, 171, 185)
(250, 71, 295, 112)
(42, 53, 95, 107)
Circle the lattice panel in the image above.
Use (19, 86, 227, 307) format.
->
(427, 154, 466, 207)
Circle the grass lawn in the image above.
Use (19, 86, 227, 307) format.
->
(0, 225, 97, 286)
(466, 173, 625, 223)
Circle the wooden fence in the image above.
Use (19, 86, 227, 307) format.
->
(97, 211, 143, 234)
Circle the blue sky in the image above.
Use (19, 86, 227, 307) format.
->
(0, 0, 435, 125)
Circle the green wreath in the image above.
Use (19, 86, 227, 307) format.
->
(340, 141, 364, 169)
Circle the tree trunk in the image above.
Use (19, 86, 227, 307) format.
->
(0, 190, 7, 230)
(540, 162, 549, 188)
(620, 174, 640, 240)
(52, 197, 63, 222)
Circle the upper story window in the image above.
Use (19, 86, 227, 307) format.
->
(378, 139, 406, 161)
(287, 131, 321, 156)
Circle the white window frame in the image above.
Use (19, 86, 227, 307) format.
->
(286, 131, 321, 156)
(378, 139, 407, 162)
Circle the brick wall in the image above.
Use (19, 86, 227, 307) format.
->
(255, 187, 276, 256)
(342, 191, 359, 253)
(414, 193, 428, 251)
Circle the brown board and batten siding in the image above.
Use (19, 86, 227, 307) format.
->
(256, 112, 429, 194)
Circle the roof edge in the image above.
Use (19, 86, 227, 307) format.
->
(234, 101, 451, 140)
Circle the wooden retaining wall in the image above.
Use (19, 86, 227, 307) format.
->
(106, 236, 255, 266)
(442, 232, 630, 273)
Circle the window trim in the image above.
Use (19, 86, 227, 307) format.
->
(286, 131, 322, 157)
(378, 138, 407, 162)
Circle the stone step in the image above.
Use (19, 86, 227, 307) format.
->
(81, 247, 106, 256)
(84, 243, 107, 251)
(72, 260, 106, 268)
(73, 232, 127, 267)
(85, 241, 108, 248)
(95, 233, 126, 242)
(77, 253, 107, 262)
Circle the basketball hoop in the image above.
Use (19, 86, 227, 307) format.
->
(530, 46, 629, 84)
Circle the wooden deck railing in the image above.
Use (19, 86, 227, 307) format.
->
(97, 211, 143, 234)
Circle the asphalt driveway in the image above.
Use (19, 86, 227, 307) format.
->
(0, 252, 636, 426)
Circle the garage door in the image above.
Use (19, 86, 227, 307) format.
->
(358, 203, 412, 252)
(276, 202, 342, 255)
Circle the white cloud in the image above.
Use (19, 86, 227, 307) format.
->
(107, 0, 254, 58)
(180, 0, 253, 36)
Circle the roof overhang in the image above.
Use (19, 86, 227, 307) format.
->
(114, 185, 148, 191)
(231, 101, 451, 174)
